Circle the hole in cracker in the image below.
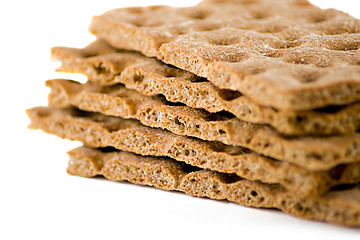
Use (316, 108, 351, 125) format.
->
(163, 68, 181, 78)
(328, 164, 347, 181)
(204, 111, 236, 121)
(251, 191, 258, 197)
(189, 76, 208, 83)
(69, 108, 94, 118)
(219, 172, 242, 184)
(218, 129, 226, 135)
(330, 184, 358, 192)
(174, 117, 184, 127)
(93, 62, 111, 75)
(217, 88, 242, 101)
(306, 152, 323, 161)
(313, 104, 346, 114)
(133, 73, 145, 83)
(294, 203, 304, 212)
(295, 115, 307, 124)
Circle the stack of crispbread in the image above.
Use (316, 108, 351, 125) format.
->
(26, 0, 360, 226)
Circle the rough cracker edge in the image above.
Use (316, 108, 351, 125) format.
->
(159, 40, 360, 111)
(41, 83, 360, 170)
(51, 42, 360, 136)
(26, 106, 360, 198)
(88, 0, 360, 111)
(46, 81, 358, 196)
(25, 106, 360, 170)
(67, 146, 360, 227)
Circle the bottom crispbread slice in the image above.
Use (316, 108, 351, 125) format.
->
(26, 106, 360, 197)
(67, 146, 360, 227)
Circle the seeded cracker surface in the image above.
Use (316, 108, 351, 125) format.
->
(89, 0, 360, 111)
(52, 41, 360, 136)
(67, 146, 360, 227)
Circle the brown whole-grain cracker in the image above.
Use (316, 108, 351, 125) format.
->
(26, 106, 360, 196)
(89, 0, 360, 111)
(52, 41, 360, 136)
(46, 78, 360, 169)
(43, 82, 360, 169)
(67, 145, 360, 227)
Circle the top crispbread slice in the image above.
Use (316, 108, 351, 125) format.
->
(68, 145, 360, 227)
(52, 41, 360, 136)
(89, 0, 360, 110)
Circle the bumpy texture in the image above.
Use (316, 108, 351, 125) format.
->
(26, 106, 360, 171)
(52, 41, 360, 136)
(89, 0, 360, 111)
(67, 146, 360, 227)
(43, 82, 360, 167)
(67, 146, 186, 190)
(45, 79, 360, 174)
(26, 106, 360, 197)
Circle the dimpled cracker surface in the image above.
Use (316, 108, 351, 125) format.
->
(52, 41, 360, 136)
(26, 106, 360, 197)
(67, 146, 360, 227)
(89, 0, 360, 111)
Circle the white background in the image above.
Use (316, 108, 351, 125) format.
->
(1, 1, 360, 239)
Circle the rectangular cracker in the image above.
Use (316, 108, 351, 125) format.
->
(51, 41, 360, 136)
(67, 146, 360, 227)
(26, 106, 360, 197)
(88, 0, 360, 111)
(43, 80, 360, 170)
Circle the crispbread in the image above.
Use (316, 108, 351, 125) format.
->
(44, 81, 360, 169)
(26, 106, 360, 197)
(67, 145, 360, 227)
(52, 41, 360, 136)
(26, 106, 360, 172)
(67, 146, 186, 190)
(89, 0, 360, 111)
